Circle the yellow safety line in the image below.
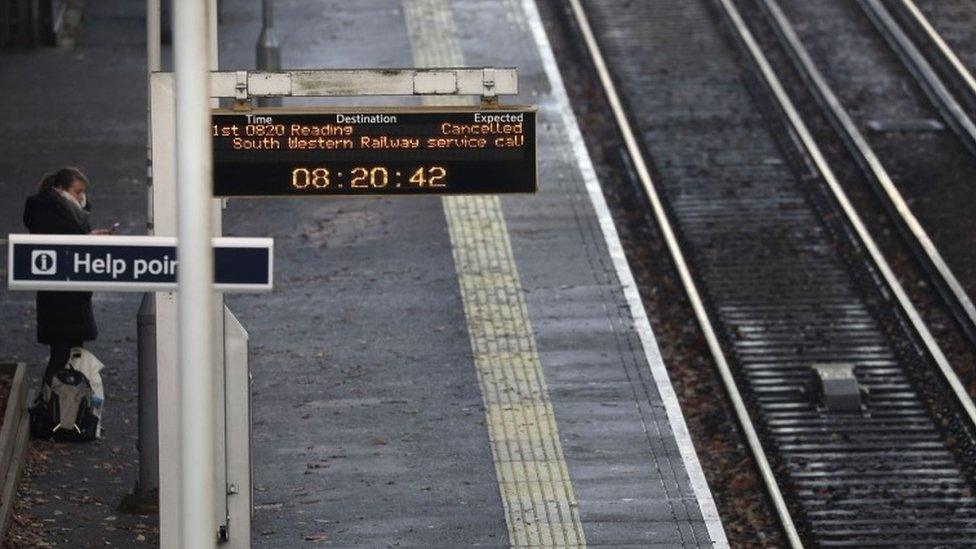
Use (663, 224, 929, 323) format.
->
(403, 1, 586, 546)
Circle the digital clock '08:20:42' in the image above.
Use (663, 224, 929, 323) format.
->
(290, 166, 447, 191)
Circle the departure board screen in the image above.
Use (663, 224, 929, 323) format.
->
(212, 107, 536, 197)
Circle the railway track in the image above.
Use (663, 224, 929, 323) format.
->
(890, 0, 976, 120)
(750, 0, 976, 355)
(865, 0, 976, 158)
(560, 0, 976, 545)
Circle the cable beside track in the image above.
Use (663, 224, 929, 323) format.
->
(563, 0, 976, 545)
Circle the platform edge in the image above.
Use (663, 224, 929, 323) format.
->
(519, 0, 729, 545)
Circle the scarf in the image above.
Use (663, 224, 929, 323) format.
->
(54, 188, 91, 228)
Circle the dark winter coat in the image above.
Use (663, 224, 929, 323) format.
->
(22, 189, 98, 344)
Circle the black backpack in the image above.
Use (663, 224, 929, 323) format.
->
(29, 366, 100, 442)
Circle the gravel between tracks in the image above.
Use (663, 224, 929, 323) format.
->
(747, 0, 976, 394)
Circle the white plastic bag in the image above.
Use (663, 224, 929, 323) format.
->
(68, 347, 105, 438)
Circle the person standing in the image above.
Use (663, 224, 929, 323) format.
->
(22, 167, 112, 385)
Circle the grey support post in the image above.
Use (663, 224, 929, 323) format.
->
(121, 0, 163, 514)
(255, 0, 281, 107)
(136, 295, 159, 500)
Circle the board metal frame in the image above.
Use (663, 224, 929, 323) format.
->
(212, 105, 538, 198)
(209, 68, 517, 99)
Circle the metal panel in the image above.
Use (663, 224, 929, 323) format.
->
(246, 71, 291, 97)
(412, 70, 458, 94)
(223, 307, 251, 548)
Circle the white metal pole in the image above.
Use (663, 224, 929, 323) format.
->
(210, 0, 219, 65)
(205, 0, 231, 541)
(147, 0, 160, 72)
(173, 0, 216, 545)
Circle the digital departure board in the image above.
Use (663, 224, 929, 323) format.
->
(212, 107, 536, 197)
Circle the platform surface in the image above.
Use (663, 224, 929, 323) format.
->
(0, 0, 725, 546)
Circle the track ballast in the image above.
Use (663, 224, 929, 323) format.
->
(561, 0, 976, 545)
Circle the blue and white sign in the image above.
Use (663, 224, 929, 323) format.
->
(7, 234, 273, 293)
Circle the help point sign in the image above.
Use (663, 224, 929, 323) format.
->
(6, 234, 273, 293)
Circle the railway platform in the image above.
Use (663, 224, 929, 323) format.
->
(0, 0, 726, 547)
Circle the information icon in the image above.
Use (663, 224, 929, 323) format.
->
(30, 250, 57, 275)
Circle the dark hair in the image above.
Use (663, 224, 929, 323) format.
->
(38, 167, 89, 193)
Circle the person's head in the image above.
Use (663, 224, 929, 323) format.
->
(38, 167, 89, 207)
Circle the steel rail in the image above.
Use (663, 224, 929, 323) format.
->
(895, 0, 976, 104)
(755, 0, 976, 370)
(714, 0, 976, 434)
(564, 0, 803, 546)
(857, 0, 976, 160)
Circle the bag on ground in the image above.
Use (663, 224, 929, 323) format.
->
(29, 348, 104, 441)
